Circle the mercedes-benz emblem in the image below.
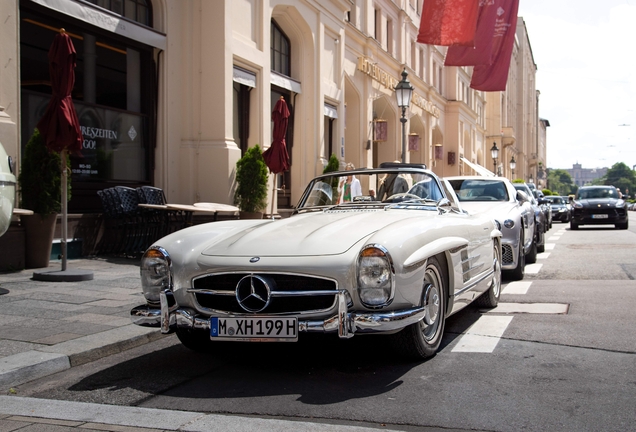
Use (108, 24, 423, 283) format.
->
(236, 275, 272, 312)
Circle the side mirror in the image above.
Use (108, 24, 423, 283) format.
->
(538, 198, 549, 205)
(516, 190, 529, 203)
(437, 198, 452, 212)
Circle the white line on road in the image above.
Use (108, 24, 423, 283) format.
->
(548, 236, 560, 241)
(524, 263, 542, 274)
(451, 316, 514, 353)
(544, 243, 555, 250)
(537, 252, 550, 259)
(503, 281, 532, 294)
(485, 302, 569, 314)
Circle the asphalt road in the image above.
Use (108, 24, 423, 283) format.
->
(14, 213, 636, 432)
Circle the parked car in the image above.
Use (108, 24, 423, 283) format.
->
(446, 176, 536, 281)
(131, 163, 502, 359)
(532, 190, 552, 230)
(0, 141, 16, 237)
(513, 183, 546, 253)
(545, 195, 571, 223)
(570, 185, 628, 229)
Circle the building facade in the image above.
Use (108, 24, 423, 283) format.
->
(1, 0, 546, 217)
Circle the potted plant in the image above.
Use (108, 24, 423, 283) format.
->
(18, 128, 70, 268)
(234, 145, 268, 219)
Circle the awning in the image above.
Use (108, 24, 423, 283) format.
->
(324, 104, 338, 119)
(271, 71, 302, 94)
(29, 0, 167, 50)
(233, 67, 256, 88)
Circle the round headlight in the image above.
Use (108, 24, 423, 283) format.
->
(140, 246, 172, 305)
(503, 219, 515, 229)
(357, 245, 394, 308)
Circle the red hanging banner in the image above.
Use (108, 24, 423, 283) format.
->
(417, 0, 480, 47)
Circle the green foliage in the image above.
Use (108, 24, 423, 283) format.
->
(547, 169, 576, 195)
(542, 189, 554, 196)
(18, 128, 70, 215)
(234, 145, 269, 213)
(601, 162, 636, 197)
(512, 179, 525, 183)
(323, 154, 340, 174)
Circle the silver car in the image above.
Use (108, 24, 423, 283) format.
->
(131, 164, 502, 360)
(446, 176, 536, 281)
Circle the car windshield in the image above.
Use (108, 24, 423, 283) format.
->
(577, 187, 617, 199)
(546, 196, 564, 204)
(448, 179, 509, 202)
(296, 169, 445, 210)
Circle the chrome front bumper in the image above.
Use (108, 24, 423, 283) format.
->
(130, 290, 425, 339)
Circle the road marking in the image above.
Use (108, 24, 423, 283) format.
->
(485, 302, 569, 314)
(451, 316, 514, 352)
(524, 263, 542, 274)
(537, 252, 550, 259)
(503, 281, 532, 294)
(544, 243, 555, 250)
(548, 236, 560, 241)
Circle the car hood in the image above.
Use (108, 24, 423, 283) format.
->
(577, 198, 620, 207)
(458, 201, 517, 219)
(201, 209, 425, 257)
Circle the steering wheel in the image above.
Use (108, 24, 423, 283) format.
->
(383, 193, 422, 203)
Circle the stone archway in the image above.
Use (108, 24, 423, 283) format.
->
(372, 95, 397, 167)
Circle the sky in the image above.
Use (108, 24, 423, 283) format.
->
(517, 0, 636, 170)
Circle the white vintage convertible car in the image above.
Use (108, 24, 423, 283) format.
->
(131, 163, 502, 359)
(0, 141, 16, 237)
(446, 176, 536, 281)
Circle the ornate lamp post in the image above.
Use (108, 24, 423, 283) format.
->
(509, 155, 516, 179)
(490, 142, 499, 175)
(395, 68, 414, 163)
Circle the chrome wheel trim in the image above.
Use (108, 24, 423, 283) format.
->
(492, 244, 502, 298)
(421, 264, 443, 342)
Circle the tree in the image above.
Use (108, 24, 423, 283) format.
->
(547, 169, 576, 195)
(602, 162, 636, 198)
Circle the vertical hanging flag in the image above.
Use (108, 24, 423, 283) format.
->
(444, 0, 500, 66)
(417, 0, 480, 47)
(470, 0, 520, 91)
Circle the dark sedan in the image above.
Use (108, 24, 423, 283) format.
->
(545, 195, 571, 223)
(570, 186, 628, 230)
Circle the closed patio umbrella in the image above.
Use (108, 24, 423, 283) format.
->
(34, 29, 92, 282)
(263, 96, 290, 217)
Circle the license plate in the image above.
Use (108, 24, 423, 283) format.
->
(210, 317, 298, 341)
(592, 214, 608, 219)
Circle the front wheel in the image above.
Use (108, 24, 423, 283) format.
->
(506, 232, 525, 281)
(570, 221, 579, 230)
(476, 242, 502, 308)
(392, 255, 447, 360)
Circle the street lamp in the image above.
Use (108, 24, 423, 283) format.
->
(395, 68, 414, 163)
(509, 155, 516, 179)
(490, 142, 499, 175)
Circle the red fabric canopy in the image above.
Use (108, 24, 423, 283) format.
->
(36, 31, 83, 155)
(263, 97, 290, 174)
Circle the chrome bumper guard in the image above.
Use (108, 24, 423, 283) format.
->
(130, 290, 425, 339)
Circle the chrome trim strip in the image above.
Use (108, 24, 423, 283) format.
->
(0, 180, 16, 187)
(454, 269, 494, 297)
(188, 288, 339, 297)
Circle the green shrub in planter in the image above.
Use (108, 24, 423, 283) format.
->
(18, 128, 71, 215)
(234, 145, 268, 214)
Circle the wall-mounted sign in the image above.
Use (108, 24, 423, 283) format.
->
(408, 134, 420, 151)
(434, 144, 443, 160)
(373, 119, 387, 142)
(357, 57, 399, 91)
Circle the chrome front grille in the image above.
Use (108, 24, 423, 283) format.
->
(502, 244, 514, 265)
(190, 273, 338, 314)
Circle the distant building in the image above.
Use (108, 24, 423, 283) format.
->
(567, 163, 607, 187)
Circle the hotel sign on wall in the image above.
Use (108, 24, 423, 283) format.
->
(357, 57, 440, 119)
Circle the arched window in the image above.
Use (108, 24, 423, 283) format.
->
(85, 0, 152, 26)
(271, 21, 290, 77)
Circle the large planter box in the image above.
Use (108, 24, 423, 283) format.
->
(0, 223, 26, 271)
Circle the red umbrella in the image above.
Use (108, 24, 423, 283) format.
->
(36, 29, 83, 155)
(263, 96, 290, 174)
(34, 29, 86, 278)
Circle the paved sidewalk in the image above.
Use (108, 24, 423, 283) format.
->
(0, 257, 163, 389)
